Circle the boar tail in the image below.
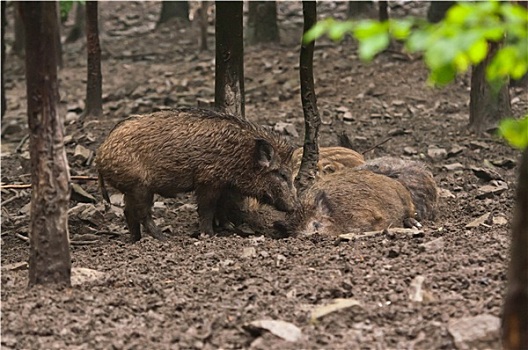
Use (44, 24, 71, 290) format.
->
(98, 172, 111, 203)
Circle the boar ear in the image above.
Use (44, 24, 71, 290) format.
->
(255, 139, 275, 168)
(314, 191, 333, 216)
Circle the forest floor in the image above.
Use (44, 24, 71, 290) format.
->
(2, 2, 527, 349)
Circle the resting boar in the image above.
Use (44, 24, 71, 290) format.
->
(358, 157, 438, 220)
(278, 169, 417, 237)
(292, 146, 365, 177)
(96, 107, 296, 241)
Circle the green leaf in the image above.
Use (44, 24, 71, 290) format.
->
(427, 64, 457, 86)
(328, 21, 355, 41)
(389, 19, 414, 40)
(303, 19, 334, 44)
(357, 32, 390, 61)
(499, 117, 528, 149)
(467, 39, 488, 64)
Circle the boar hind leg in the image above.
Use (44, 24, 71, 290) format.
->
(195, 187, 221, 236)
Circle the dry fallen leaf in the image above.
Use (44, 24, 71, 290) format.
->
(310, 298, 362, 322)
(245, 319, 302, 342)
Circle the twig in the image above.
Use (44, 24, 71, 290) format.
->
(71, 240, 99, 246)
(361, 136, 392, 155)
(1, 193, 21, 205)
(1, 176, 98, 189)
(15, 134, 30, 153)
(16, 233, 29, 242)
(1, 184, 31, 189)
(71, 175, 98, 182)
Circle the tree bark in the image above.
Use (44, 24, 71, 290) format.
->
(19, 1, 71, 287)
(502, 148, 528, 350)
(199, 1, 209, 51)
(295, 1, 320, 195)
(83, 1, 102, 119)
(65, 3, 85, 43)
(246, 1, 279, 45)
(347, 1, 375, 19)
(2, 1, 6, 119)
(55, 3, 63, 69)
(14, 5, 25, 57)
(469, 42, 512, 132)
(427, 1, 456, 23)
(378, 1, 389, 22)
(214, 1, 245, 119)
(158, 1, 189, 26)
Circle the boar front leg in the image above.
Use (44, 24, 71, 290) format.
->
(195, 186, 221, 236)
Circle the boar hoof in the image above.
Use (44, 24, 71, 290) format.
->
(403, 217, 422, 229)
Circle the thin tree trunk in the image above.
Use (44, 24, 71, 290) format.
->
(502, 148, 528, 350)
(246, 1, 279, 45)
(348, 1, 375, 19)
(65, 3, 85, 43)
(158, 1, 189, 26)
(2, 1, 6, 119)
(199, 1, 209, 51)
(295, 1, 320, 195)
(83, 1, 102, 119)
(469, 42, 512, 132)
(214, 1, 245, 119)
(14, 6, 25, 56)
(427, 1, 456, 23)
(378, 1, 389, 22)
(19, 1, 71, 287)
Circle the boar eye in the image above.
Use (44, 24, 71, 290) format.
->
(276, 170, 289, 182)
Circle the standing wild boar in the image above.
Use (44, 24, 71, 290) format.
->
(277, 169, 417, 237)
(96, 107, 296, 242)
(358, 157, 438, 220)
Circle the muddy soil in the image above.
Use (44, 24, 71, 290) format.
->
(1, 2, 527, 349)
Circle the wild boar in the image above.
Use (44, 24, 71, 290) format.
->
(277, 169, 417, 237)
(357, 157, 438, 220)
(96, 107, 296, 242)
(292, 146, 365, 177)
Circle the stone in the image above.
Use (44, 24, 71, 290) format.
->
(447, 314, 501, 350)
(476, 182, 508, 199)
(71, 267, 106, 286)
(427, 147, 447, 160)
(443, 163, 465, 171)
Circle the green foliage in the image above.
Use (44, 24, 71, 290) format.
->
(60, 0, 84, 21)
(499, 117, 528, 150)
(60, 1, 74, 20)
(304, 1, 528, 87)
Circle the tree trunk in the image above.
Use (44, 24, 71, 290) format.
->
(347, 1, 375, 19)
(502, 148, 528, 350)
(246, 1, 279, 45)
(158, 1, 189, 26)
(55, 3, 63, 69)
(295, 1, 320, 195)
(14, 5, 25, 56)
(469, 42, 512, 132)
(378, 1, 389, 22)
(214, 1, 245, 119)
(19, 1, 71, 287)
(2, 1, 6, 119)
(83, 1, 102, 119)
(65, 3, 85, 43)
(427, 1, 456, 23)
(198, 1, 209, 51)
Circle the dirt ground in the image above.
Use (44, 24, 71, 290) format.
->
(2, 2, 527, 349)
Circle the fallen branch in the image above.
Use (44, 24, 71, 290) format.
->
(1, 176, 99, 189)
(16, 233, 29, 242)
(361, 136, 392, 155)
